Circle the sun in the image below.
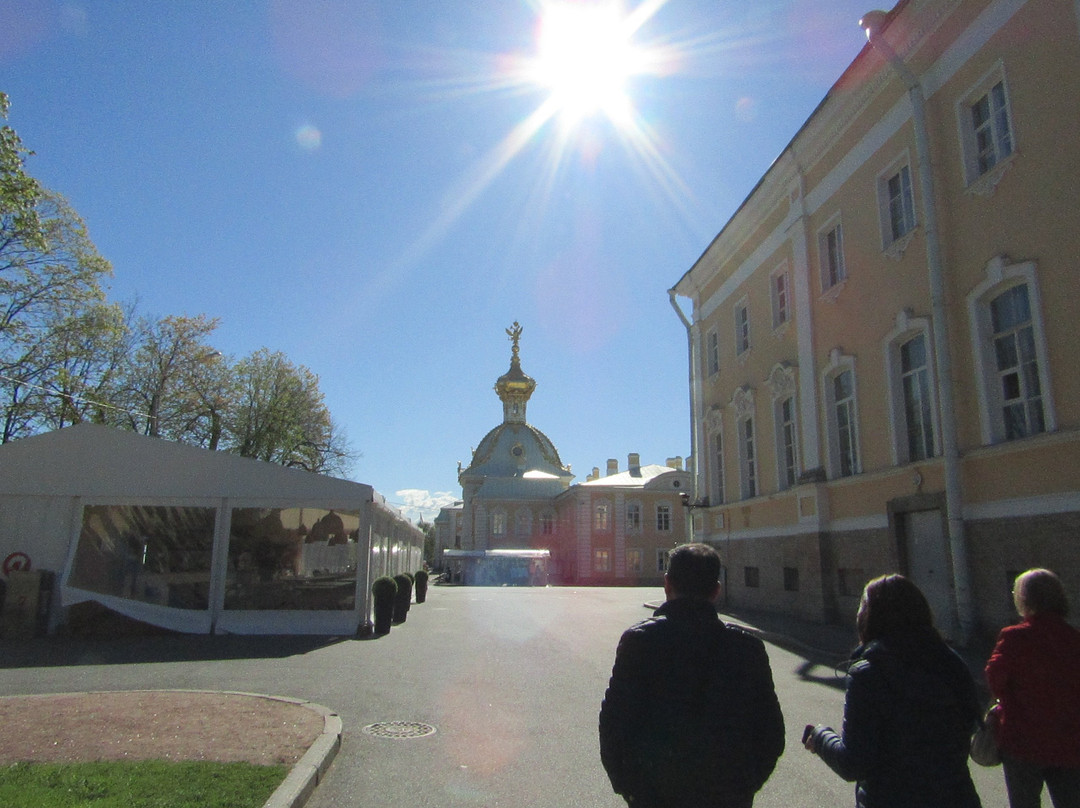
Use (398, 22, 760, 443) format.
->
(530, 1, 648, 127)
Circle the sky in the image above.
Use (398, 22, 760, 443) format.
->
(1, 0, 879, 523)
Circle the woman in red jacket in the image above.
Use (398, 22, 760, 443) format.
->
(985, 568, 1080, 808)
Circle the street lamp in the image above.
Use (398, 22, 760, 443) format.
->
(860, 10, 975, 643)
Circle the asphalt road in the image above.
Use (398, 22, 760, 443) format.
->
(0, 586, 1008, 807)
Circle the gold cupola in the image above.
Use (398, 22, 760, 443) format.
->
(494, 321, 536, 424)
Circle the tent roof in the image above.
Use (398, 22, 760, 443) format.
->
(0, 424, 373, 503)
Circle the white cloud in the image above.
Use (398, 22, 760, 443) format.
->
(393, 489, 459, 524)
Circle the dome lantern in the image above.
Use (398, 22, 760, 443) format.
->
(494, 321, 536, 424)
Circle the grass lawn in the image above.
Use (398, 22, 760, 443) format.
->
(0, 760, 287, 808)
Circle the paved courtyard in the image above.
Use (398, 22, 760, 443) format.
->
(0, 586, 1007, 807)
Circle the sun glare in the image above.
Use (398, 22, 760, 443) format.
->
(531, 2, 645, 126)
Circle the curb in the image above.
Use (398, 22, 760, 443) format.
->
(244, 694, 341, 808)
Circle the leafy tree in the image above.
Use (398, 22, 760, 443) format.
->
(115, 313, 221, 438)
(0, 93, 357, 476)
(0, 92, 43, 250)
(0, 190, 114, 442)
(226, 348, 355, 475)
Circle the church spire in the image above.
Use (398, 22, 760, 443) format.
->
(494, 321, 536, 424)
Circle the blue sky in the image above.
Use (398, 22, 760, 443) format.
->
(2, 0, 877, 522)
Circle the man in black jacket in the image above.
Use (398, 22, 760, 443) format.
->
(599, 543, 785, 808)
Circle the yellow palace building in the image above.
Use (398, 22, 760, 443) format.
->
(670, 0, 1080, 642)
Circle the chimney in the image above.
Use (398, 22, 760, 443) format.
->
(628, 453, 641, 474)
(606, 459, 618, 477)
(588, 467, 599, 481)
(666, 456, 684, 471)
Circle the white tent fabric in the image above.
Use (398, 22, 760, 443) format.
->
(0, 425, 422, 635)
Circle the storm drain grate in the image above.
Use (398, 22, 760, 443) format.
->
(362, 721, 437, 739)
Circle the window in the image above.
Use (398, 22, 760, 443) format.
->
(594, 501, 610, 531)
(491, 510, 506, 536)
(739, 415, 757, 499)
(783, 567, 800, 592)
(963, 77, 1013, 180)
(972, 81, 1012, 174)
(968, 258, 1054, 445)
(744, 566, 760, 588)
(880, 163, 916, 246)
(706, 329, 720, 376)
(657, 549, 671, 573)
(819, 221, 846, 293)
(900, 334, 936, 461)
(991, 285, 1045, 440)
(711, 429, 725, 505)
(824, 354, 860, 478)
(626, 548, 643, 574)
(776, 396, 798, 489)
(515, 509, 532, 539)
(656, 504, 671, 532)
(224, 507, 361, 611)
(771, 265, 790, 328)
(72, 505, 216, 610)
(540, 512, 555, 535)
(594, 548, 611, 573)
(833, 371, 858, 477)
(735, 300, 750, 355)
(885, 315, 940, 465)
(625, 502, 641, 531)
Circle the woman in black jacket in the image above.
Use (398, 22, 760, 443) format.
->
(803, 574, 982, 808)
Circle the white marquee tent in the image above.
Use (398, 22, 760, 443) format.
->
(0, 425, 423, 635)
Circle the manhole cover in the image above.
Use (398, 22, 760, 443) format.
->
(362, 721, 437, 739)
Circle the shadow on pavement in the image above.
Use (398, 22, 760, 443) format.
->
(0, 633, 348, 668)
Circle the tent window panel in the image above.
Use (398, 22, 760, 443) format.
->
(226, 507, 361, 611)
(72, 505, 216, 609)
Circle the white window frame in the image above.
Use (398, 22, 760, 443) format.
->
(883, 314, 940, 465)
(818, 215, 846, 297)
(515, 508, 532, 539)
(656, 503, 672, 532)
(771, 262, 791, 330)
(775, 395, 798, 490)
(625, 501, 641, 532)
(967, 257, 1055, 445)
(734, 297, 751, 357)
(539, 511, 555, 535)
(957, 61, 1015, 193)
(706, 328, 720, 376)
(491, 509, 507, 537)
(656, 548, 671, 573)
(877, 154, 917, 255)
(711, 428, 725, 506)
(738, 413, 758, 499)
(626, 547, 643, 574)
(822, 351, 861, 479)
(594, 500, 610, 531)
(594, 548, 611, 573)
(767, 363, 799, 491)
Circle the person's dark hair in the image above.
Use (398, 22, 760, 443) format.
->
(666, 543, 721, 600)
(1014, 568, 1069, 618)
(856, 574, 936, 644)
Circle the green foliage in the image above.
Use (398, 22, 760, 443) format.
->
(371, 575, 397, 599)
(227, 348, 354, 474)
(0, 93, 358, 476)
(0, 92, 44, 252)
(0, 760, 286, 808)
(413, 568, 429, 603)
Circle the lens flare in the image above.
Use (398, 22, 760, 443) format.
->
(295, 124, 322, 151)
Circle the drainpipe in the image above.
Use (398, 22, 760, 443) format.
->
(861, 11, 975, 644)
(669, 289, 701, 541)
